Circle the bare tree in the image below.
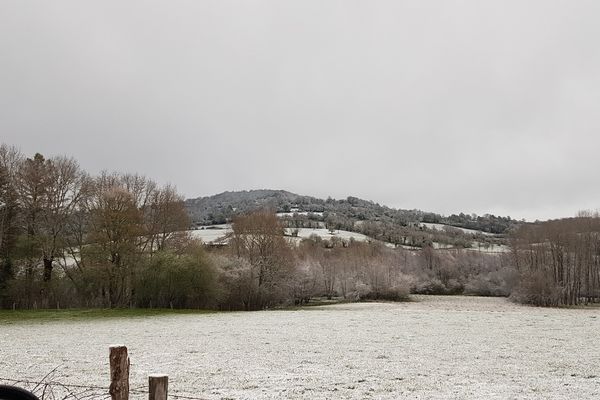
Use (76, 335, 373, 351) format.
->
(85, 183, 143, 307)
(143, 183, 190, 254)
(38, 156, 88, 282)
(512, 214, 600, 306)
(230, 210, 294, 309)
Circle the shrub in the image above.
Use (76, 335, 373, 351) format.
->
(464, 268, 518, 297)
(510, 271, 562, 306)
(411, 278, 462, 295)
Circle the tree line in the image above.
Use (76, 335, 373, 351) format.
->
(510, 212, 600, 306)
(0, 144, 195, 308)
(2, 143, 598, 309)
(186, 189, 519, 235)
(0, 143, 514, 310)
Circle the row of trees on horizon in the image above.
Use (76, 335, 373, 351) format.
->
(1, 143, 600, 309)
(187, 190, 518, 236)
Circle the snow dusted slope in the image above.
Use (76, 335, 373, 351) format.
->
(286, 228, 373, 242)
(421, 222, 495, 236)
(188, 226, 232, 244)
(2, 296, 599, 399)
(188, 226, 508, 252)
(188, 225, 385, 246)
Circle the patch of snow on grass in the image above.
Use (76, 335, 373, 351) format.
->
(421, 222, 495, 236)
(277, 212, 324, 217)
(1, 296, 599, 399)
(286, 228, 373, 243)
(188, 226, 232, 244)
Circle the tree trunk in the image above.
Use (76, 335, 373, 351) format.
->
(43, 256, 53, 282)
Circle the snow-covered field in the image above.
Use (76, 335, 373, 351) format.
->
(276, 212, 324, 218)
(286, 228, 373, 242)
(2, 296, 600, 399)
(421, 222, 495, 236)
(189, 227, 232, 244)
(469, 241, 511, 253)
(188, 225, 506, 252)
(189, 226, 380, 246)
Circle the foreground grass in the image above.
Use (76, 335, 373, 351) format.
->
(0, 308, 216, 323)
(1, 298, 412, 321)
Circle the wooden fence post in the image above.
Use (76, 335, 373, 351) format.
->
(109, 345, 130, 400)
(148, 374, 168, 400)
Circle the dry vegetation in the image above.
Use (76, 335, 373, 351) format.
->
(510, 212, 600, 306)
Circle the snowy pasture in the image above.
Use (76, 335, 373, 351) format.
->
(286, 228, 373, 242)
(1, 296, 600, 399)
(188, 226, 382, 246)
(469, 241, 511, 253)
(189, 227, 232, 244)
(276, 212, 324, 218)
(420, 222, 495, 236)
(188, 225, 506, 252)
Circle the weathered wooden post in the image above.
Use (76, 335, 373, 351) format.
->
(109, 345, 130, 400)
(148, 374, 168, 400)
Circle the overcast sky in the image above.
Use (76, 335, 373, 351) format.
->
(1, 1, 599, 221)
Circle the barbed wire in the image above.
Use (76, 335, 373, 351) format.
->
(169, 394, 209, 400)
(1, 378, 109, 392)
(0, 377, 108, 400)
(0, 377, 210, 400)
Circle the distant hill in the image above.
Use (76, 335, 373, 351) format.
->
(185, 189, 417, 225)
(185, 190, 519, 248)
(185, 190, 306, 224)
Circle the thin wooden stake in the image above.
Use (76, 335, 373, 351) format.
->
(149, 374, 168, 400)
(109, 345, 130, 400)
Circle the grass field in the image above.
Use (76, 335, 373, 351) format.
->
(0, 308, 215, 323)
(1, 296, 599, 399)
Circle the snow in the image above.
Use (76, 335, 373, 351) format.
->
(469, 241, 511, 253)
(285, 228, 376, 243)
(2, 296, 600, 399)
(421, 223, 495, 236)
(432, 242, 454, 250)
(277, 212, 324, 217)
(188, 227, 381, 246)
(188, 224, 502, 251)
(188, 227, 372, 245)
(188, 226, 507, 252)
(188, 226, 232, 244)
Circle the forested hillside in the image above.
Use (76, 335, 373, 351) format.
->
(186, 190, 517, 233)
(186, 190, 519, 249)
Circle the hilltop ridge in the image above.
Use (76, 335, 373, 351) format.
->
(185, 190, 519, 249)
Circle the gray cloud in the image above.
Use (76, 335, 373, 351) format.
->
(1, 1, 599, 220)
